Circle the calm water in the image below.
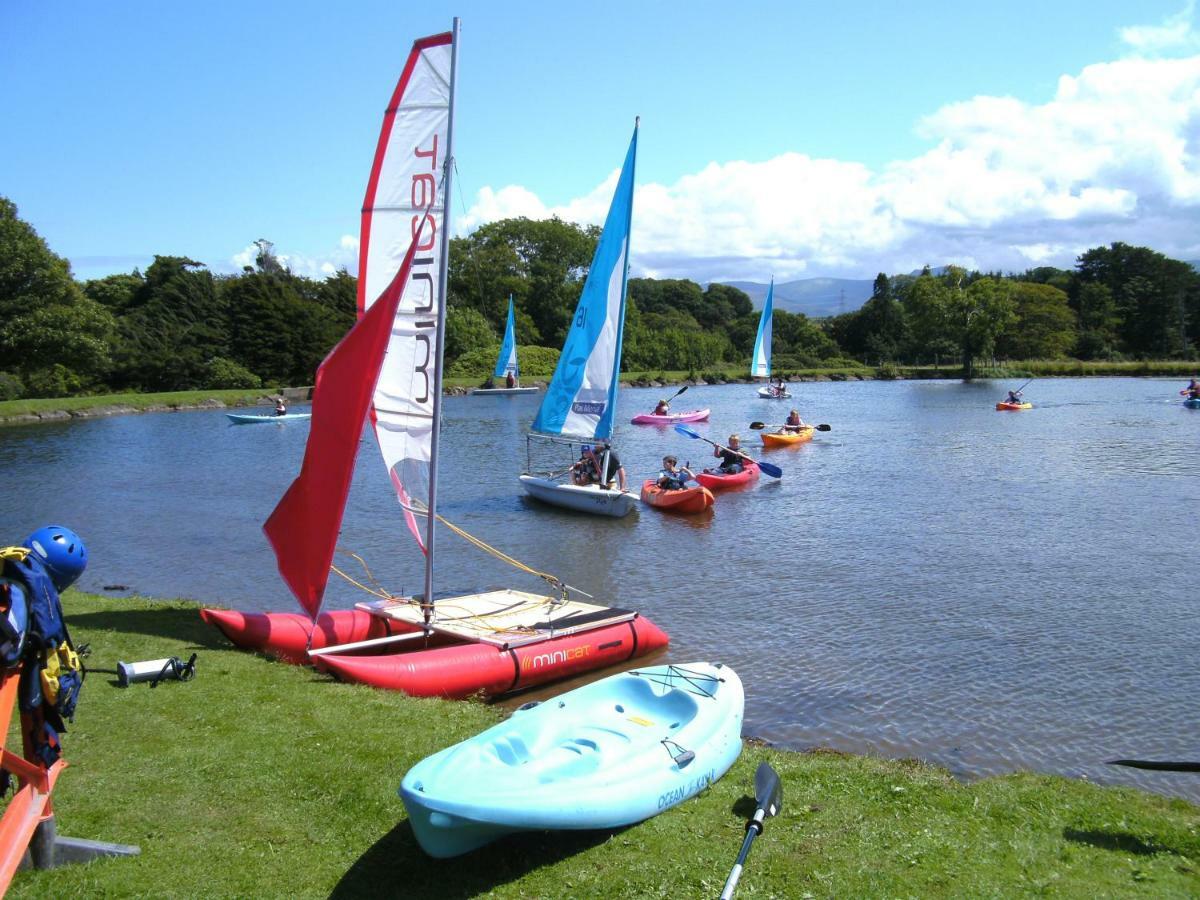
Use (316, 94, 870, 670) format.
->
(2, 378, 1197, 801)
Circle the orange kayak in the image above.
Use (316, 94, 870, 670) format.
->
(761, 427, 814, 448)
(996, 401, 1033, 411)
(639, 480, 715, 514)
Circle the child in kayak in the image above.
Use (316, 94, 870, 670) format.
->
(274, 396, 288, 416)
(1004, 390, 1023, 405)
(709, 435, 745, 475)
(1184, 379, 1200, 399)
(781, 409, 807, 433)
(653, 398, 670, 416)
(656, 456, 695, 490)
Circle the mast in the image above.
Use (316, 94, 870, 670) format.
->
(422, 17, 459, 625)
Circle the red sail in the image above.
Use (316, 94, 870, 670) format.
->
(263, 238, 420, 619)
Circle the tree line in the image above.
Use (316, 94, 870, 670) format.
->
(2, 195, 1197, 400)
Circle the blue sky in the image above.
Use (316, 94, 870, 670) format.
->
(3, 1, 1198, 284)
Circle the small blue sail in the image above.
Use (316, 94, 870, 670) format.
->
(493, 295, 518, 379)
(750, 278, 774, 378)
(531, 123, 638, 440)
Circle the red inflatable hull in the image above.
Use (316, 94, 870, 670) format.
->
(202, 607, 670, 699)
(695, 461, 760, 491)
(317, 615, 669, 699)
(199, 607, 420, 664)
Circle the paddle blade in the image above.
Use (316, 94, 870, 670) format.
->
(757, 460, 783, 478)
(754, 762, 782, 818)
(749, 421, 767, 430)
(817, 424, 831, 431)
(673, 384, 688, 399)
(674, 424, 701, 439)
(1108, 759, 1200, 772)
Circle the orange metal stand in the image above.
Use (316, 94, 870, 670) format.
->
(0, 663, 64, 893)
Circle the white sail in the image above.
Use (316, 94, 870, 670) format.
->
(750, 279, 774, 378)
(358, 29, 456, 552)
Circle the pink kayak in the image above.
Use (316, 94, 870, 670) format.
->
(630, 408, 710, 425)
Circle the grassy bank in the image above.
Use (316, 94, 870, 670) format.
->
(7, 593, 1198, 898)
(0, 389, 282, 425)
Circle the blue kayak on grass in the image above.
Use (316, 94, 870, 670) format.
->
(400, 662, 744, 858)
(226, 412, 312, 424)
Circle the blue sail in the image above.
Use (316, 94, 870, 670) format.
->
(750, 278, 774, 378)
(530, 124, 638, 440)
(493, 295, 518, 379)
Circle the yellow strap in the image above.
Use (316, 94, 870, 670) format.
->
(0, 547, 31, 563)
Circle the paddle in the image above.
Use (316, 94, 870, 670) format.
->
(749, 421, 831, 432)
(1108, 759, 1200, 772)
(652, 384, 688, 413)
(1007, 378, 1033, 399)
(719, 762, 782, 900)
(673, 424, 782, 478)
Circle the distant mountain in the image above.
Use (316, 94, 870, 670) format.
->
(716, 277, 874, 317)
(1188, 259, 1200, 271)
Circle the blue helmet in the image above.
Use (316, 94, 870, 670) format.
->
(23, 525, 88, 591)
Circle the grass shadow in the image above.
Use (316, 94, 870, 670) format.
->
(1063, 827, 1172, 856)
(330, 819, 626, 899)
(68, 606, 228, 652)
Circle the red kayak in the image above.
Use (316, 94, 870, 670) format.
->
(639, 479, 714, 514)
(695, 461, 760, 490)
(316, 616, 669, 699)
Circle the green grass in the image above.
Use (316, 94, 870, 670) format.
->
(0, 389, 278, 422)
(6, 592, 1199, 897)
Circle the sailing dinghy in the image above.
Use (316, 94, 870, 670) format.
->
(471, 295, 539, 394)
(519, 123, 639, 517)
(401, 662, 743, 857)
(201, 22, 667, 697)
(752, 280, 789, 399)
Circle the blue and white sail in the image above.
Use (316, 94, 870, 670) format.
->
(530, 123, 638, 441)
(750, 278, 774, 378)
(493, 295, 519, 379)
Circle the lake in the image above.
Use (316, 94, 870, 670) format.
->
(1, 376, 1197, 801)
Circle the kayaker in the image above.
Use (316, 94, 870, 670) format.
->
(274, 396, 287, 416)
(1004, 390, 1023, 405)
(656, 456, 695, 490)
(1184, 379, 1200, 399)
(781, 409, 806, 433)
(653, 398, 670, 416)
(711, 435, 745, 474)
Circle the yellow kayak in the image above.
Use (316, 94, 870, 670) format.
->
(761, 427, 814, 448)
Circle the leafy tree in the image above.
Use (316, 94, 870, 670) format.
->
(1071, 282, 1120, 359)
(995, 282, 1076, 360)
(0, 196, 115, 395)
(444, 305, 498, 362)
(942, 270, 1016, 379)
(900, 274, 955, 365)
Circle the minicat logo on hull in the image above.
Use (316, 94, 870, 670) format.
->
(571, 401, 606, 415)
(521, 645, 592, 670)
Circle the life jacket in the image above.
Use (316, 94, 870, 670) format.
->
(0, 547, 84, 759)
(0, 578, 28, 667)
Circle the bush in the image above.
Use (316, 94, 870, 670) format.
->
(875, 362, 901, 380)
(204, 357, 262, 389)
(447, 345, 560, 378)
(0, 371, 23, 400)
(23, 364, 82, 399)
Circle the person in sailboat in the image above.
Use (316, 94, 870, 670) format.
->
(274, 396, 287, 416)
(572, 441, 627, 491)
(771, 377, 787, 398)
(708, 435, 745, 475)
(781, 409, 807, 433)
(505, 371, 516, 389)
(656, 456, 695, 490)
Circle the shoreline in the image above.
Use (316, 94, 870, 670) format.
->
(3, 367, 1194, 427)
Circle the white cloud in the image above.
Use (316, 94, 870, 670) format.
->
(459, 34, 1200, 281)
(1120, 1, 1199, 54)
(229, 234, 358, 280)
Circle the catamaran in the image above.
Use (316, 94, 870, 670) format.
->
(752, 279, 789, 399)
(201, 22, 667, 696)
(518, 122, 639, 517)
(471, 295, 539, 394)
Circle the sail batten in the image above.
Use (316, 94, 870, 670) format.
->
(750, 279, 774, 378)
(530, 124, 638, 441)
